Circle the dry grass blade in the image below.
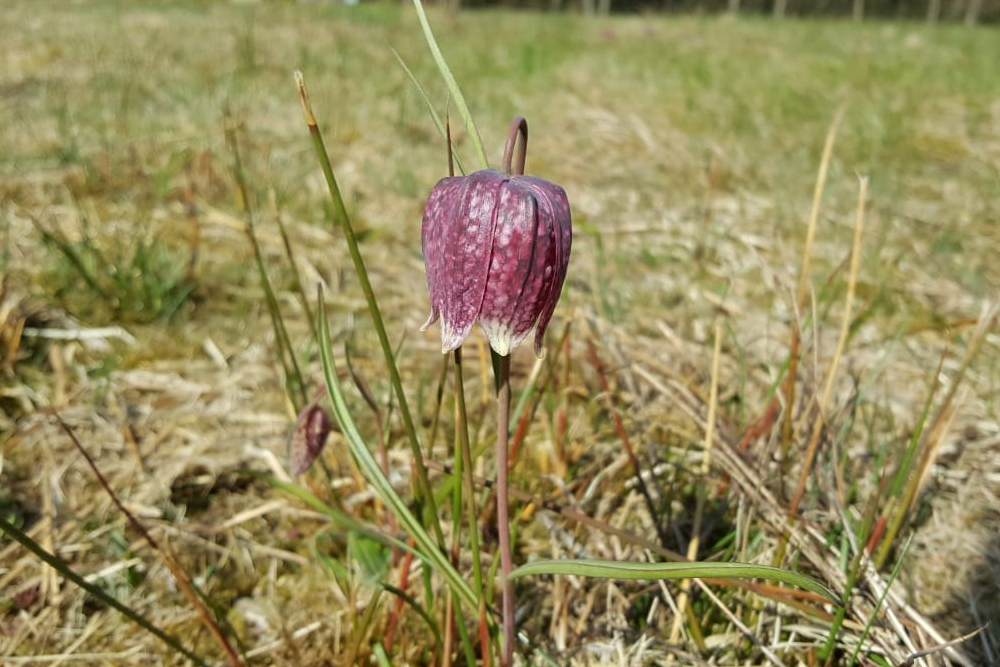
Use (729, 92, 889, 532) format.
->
(781, 106, 846, 461)
(0, 516, 209, 667)
(787, 176, 868, 524)
(694, 579, 784, 667)
(669, 318, 723, 643)
(845, 533, 913, 667)
(897, 626, 988, 667)
(586, 337, 668, 549)
(52, 412, 244, 667)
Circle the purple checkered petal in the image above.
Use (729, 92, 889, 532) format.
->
(519, 177, 572, 357)
(421, 170, 504, 353)
(420, 166, 571, 357)
(420, 176, 462, 331)
(478, 178, 559, 356)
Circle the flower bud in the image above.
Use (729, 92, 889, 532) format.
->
(290, 403, 332, 475)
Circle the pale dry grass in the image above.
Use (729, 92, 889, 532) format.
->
(2, 1, 999, 665)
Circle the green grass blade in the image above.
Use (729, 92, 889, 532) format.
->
(454, 350, 485, 601)
(390, 47, 465, 176)
(510, 559, 838, 603)
(409, 0, 489, 169)
(225, 117, 308, 409)
(453, 598, 478, 667)
(888, 362, 941, 500)
(296, 72, 446, 549)
(509, 354, 543, 430)
(262, 475, 426, 559)
(381, 584, 443, 657)
(373, 643, 394, 667)
(0, 515, 210, 667)
(847, 534, 913, 667)
(31, 219, 110, 300)
(316, 293, 477, 608)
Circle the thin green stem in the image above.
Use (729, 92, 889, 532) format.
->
(495, 353, 514, 667)
(409, 0, 489, 169)
(455, 349, 486, 597)
(456, 347, 492, 662)
(427, 354, 451, 461)
(389, 47, 465, 176)
(224, 117, 308, 410)
(453, 593, 478, 667)
(847, 534, 913, 667)
(0, 516, 209, 667)
(296, 72, 445, 549)
(272, 193, 318, 336)
(819, 481, 883, 663)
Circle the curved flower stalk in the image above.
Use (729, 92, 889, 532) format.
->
(421, 117, 571, 667)
(421, 123, 572, 358)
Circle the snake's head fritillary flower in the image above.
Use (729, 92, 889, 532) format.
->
(421, 167, 571, 357)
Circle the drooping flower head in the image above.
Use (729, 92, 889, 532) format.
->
(421, 118, 572, 357)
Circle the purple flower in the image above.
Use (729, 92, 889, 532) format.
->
(421, 169, 571, 357)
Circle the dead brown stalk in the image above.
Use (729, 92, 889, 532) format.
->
(53, 411, 245, 667)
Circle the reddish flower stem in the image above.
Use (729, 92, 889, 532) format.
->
(383, 539, 415, 651)
(478, 599, 492, 667)
(495, 353, 515, 667)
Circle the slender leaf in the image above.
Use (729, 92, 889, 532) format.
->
(373, 643, 394, 667)
(390, 47, 465, 176)
(382, 584, 443, 657)
(0, 515, 209, 667)
(409, 0, 489, 168)
(297, 71, 446, 549)
(510, 559, 838, 603)
(317, 293, 477, 608)
(263, 475, 422, 560)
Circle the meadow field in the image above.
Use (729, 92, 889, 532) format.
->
(1, 1, 999, 665)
